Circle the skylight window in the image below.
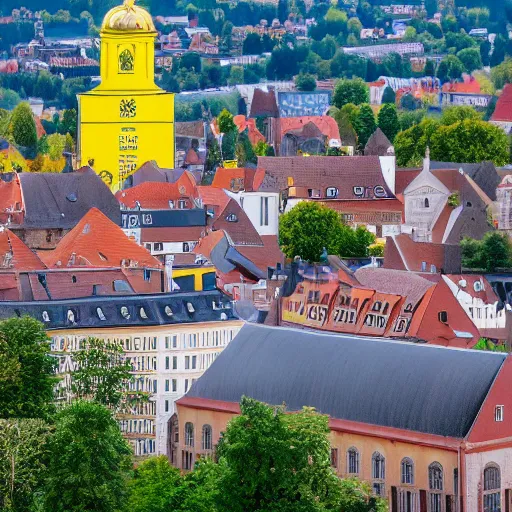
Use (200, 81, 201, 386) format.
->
(97, 307, 106, 321)
(164, 306, 173, 317)
(67, 309, 76, 324)
(140, 307, 148, 319)
(120, 306, 130, 319)
(187, 302, 195, 313)
(42, 311, 50, 323)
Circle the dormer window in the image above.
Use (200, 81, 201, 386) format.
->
(169, 200, 174, 209)
(164, 306, 173, 317)
(326, 187, 339, 198)
(67, 309, 76, 324)
(120, 306, 130, 319)
(97, 307, 106, 321)
(42, 311, 50, 323)
(226, 213, 238, 222)
(474, 281, 483, 292)
(187, 302, 195, 313)
(308, 189, 321, 198)
(220, 312, 228, 320)
(139, 307, 148, 319)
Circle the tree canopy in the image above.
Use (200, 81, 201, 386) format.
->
(0, 317, 57, 420)
(461, 232, 512, 272)
(332, 78, 369, 109)
(11, 102, 37, 149)
(279, 202, 375, 262)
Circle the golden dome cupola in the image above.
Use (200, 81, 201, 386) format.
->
(102, 0, 156, 32)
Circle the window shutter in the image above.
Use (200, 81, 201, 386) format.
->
(420, 490, 427, 512)
(446, 495, 453, 512)
(391, 486, 398, 512)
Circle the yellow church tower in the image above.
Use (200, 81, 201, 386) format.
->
(77, 0, 175, 190)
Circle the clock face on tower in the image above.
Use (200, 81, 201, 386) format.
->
(120, 99, 137, 118)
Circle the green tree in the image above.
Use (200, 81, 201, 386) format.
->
(228, 66, 244, 86)
(206, 137, 222, 172)
(0, 419, 53, 512)
(70, 337, 133, 409)
(461, 232, 512, 272)
(357, 104, 377, 148)
(0, 317, 56, 420)
(378, 103, 400, 143)
(60, 109, 77, 139)
(332, 78, 369, 108)
(457, 47, 482, 74)
(47, 133, 66, 161)
(403, 26, 417, 42)
(491, 60, 512, 90)
(44, 401, 132, 512)
(279, 202, 347, 262)
(394, 118, 440, 167)
(216, 397, 344, 512)
(473, 338, 507, 352)
(424, 59, 436, 76)
(217, 108, 236, 134)
(34, 71, 55, 101)
(11, 102, 37, 149)
(29, 153, 45, 172)
(430, 120, 509, 166)
(125, 456, 182, 512)
(0, 88, 21, 110)
(436, 55, 464, 83)
(295, 73, 316, 91)
(180, 52, 202, 73)
(440, 105, 481, 126)
(381, 86, 396, 104)
(243, 33, 263, 55)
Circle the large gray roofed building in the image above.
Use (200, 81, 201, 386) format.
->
(17, 170, 121, 229)
(187, 324, 506, 438)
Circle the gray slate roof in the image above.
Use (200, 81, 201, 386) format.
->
(430, 161, 500, 201)
(187, 324, 506, 438)
(18, 170, 120, 229)
(0, 291, 236, 330)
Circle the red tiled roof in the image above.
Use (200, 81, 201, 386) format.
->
(197, 186, 231, 214)
(320, 199, 404, 213)
(250, 88, 279, 118)
(491, 84, 512, 122)
(213, 199, 263, 246)
(40, 208, 162, 269)
(441, 75, 481, 94)
(116, 172, 198, 209)
(0, 176, 23, 224)
(257, 155, 394, 200)
(279, 116, 341, 143)
(211, 168, 266, 192)
(0, 228, 45, 271)
(444, 275, 499, 304)
(233, 116, 266, 145)
(384, 234, 447, 273)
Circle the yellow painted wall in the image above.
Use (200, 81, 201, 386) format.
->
(77, 5, 175, 191)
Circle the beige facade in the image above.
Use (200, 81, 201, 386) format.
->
(175, 403, 459, 509)
(50, 320, 243, 457)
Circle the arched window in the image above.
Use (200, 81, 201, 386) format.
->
(483, 464, 501, 512)
(424, 198, 429, 208)
(372, 452, 385, 479)
(202, 424, 212, 451)
(347, 447, 359, 474)
(184, 422, 194, 447)
(429, 462, 443, 512)
(401, 457, 414, 485)
(372, 452, 385, 497)
(429, 462, 443, 490)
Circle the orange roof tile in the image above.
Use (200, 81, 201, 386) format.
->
(41, 208, 162, 269)
(441, 75, 481, 94)
(233, 115, 266, 145)
(116, 172, 198, 209)
(0, 228, 45, 270)
(211, 167, 266, 192)
(279, 116, 341, 143)
(491, 83, 512, 122)
(197, 186, 231, 214)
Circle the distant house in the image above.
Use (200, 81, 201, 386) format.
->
(364, 128, 394, 157)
